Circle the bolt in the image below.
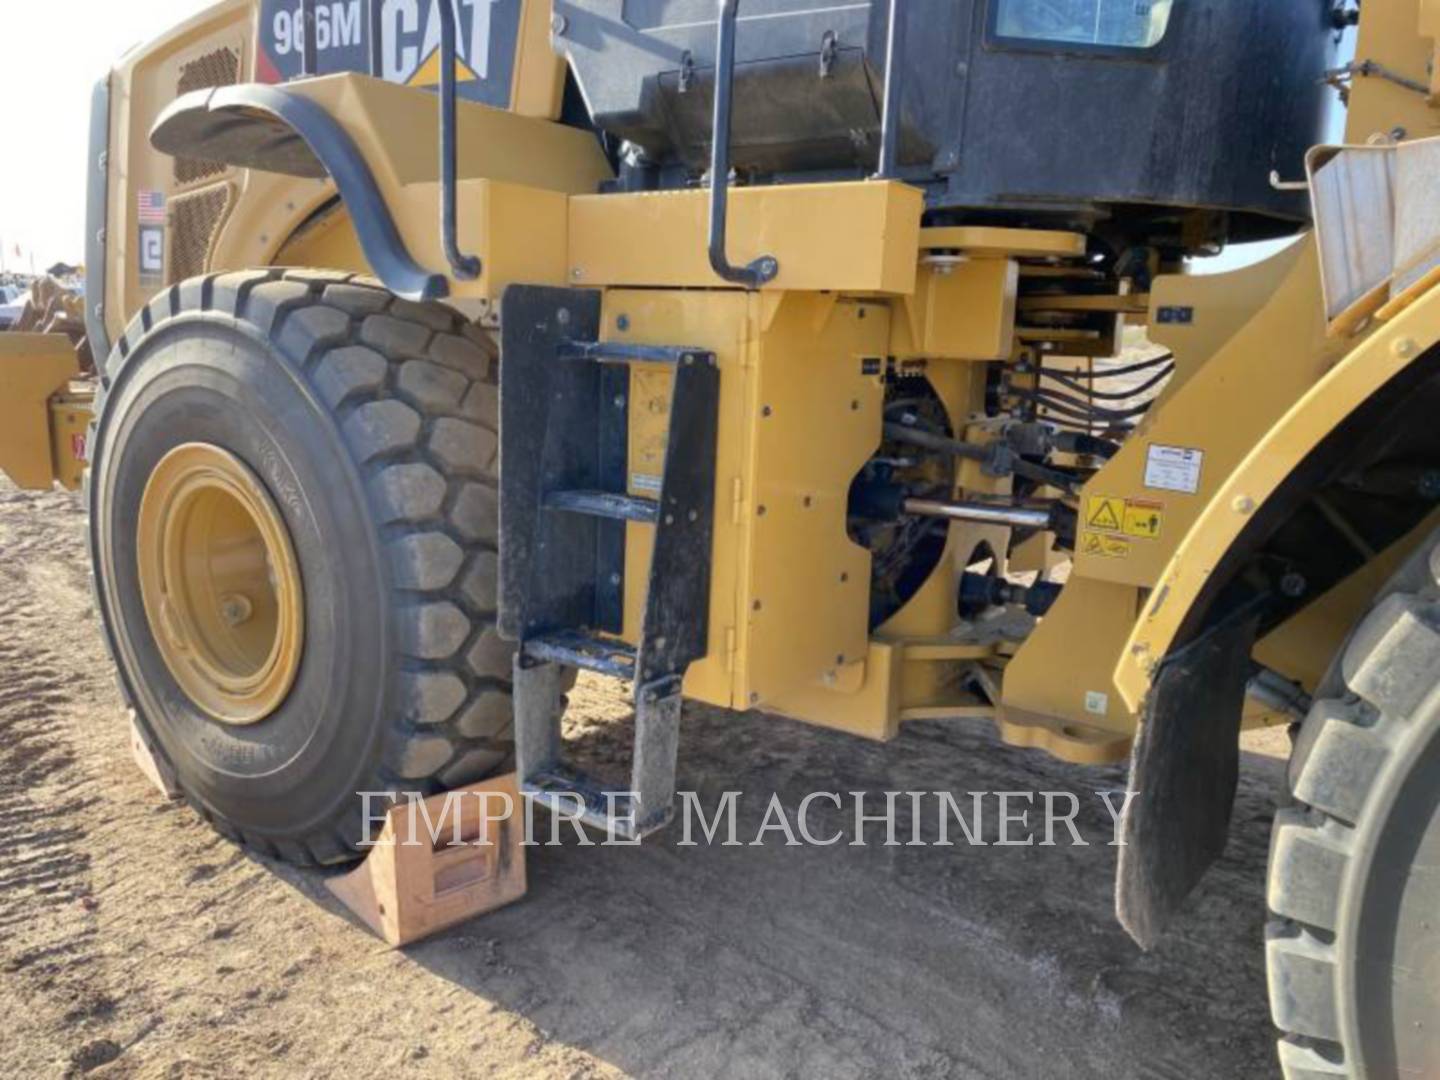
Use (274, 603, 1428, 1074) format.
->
(839, 572, 849, 583)
(757, 504, 767, 517)
(609, 572, 622, 586)
(1232, 494, 1256, 515)
(613, 394, 626, 409)
(550, 11, 568, 34)
(556, 307, 571, 326)
(616, 314, 630, 331)
(219, 593, 253, 627)
(749, 692, 760, 705)
(752, 599, 762, 612)
(762, 405, 773, 417)
(835, 654, 845, 666)
(851, 400, 860, 411)
(687, 509, 698, 522)
(665, 514, 675, 525)
(1393, 337, 1418, 359)
(1279, 572, 1307, 598)
(571, 267, 583, 280)
(802, 495, 812, 508)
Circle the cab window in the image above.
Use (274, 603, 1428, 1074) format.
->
(993, 0, 1175, 49)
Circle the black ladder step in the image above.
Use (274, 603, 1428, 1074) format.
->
(524, 630, 637, 677)
(543, 489, 660, 523)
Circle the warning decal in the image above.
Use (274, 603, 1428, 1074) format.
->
(1082, 495, 1167, 557)
(1086, 496, 1125, 532)
(1080, 532, 1131, 559)
(1123, 500, 1164, 540)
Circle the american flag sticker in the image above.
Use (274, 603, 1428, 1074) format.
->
(137, 190, 167, 225)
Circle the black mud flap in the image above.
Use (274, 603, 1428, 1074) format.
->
(1116, 607, 1261, 948)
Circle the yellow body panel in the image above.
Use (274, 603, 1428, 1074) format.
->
(1345, 0, 1440, 145)
(567, 182, 923, 294)
(1116, 286, 1440, 708)
(290, 75, 610, 193)
(918, 227, 1086, 259)
(1071, 238, 1341, 589)
(894, 259, 1019, 361)
(0, 335, 86, 491)
(738, 296, 887, 706)
(608, 290, 752, 709)
(606, 291, 886, 712)
(1002, 576, 1143, 750)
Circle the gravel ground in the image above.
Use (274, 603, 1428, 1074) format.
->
(0, 478, 1289, 1079)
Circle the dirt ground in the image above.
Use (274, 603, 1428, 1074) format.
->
(0, 477, 1291, 1079)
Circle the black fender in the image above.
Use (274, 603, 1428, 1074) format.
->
(151, 83, 445, 301)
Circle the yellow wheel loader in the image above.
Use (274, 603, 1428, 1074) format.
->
(4, 0, 1440, 1073)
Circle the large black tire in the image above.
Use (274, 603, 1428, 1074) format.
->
(1267, 531, 1440, 1077)
(87, 269, 516, 864)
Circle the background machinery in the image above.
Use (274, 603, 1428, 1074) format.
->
(2, 0, 1439, 1075)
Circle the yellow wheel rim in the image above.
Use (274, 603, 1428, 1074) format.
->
(137, 443, 304, 725)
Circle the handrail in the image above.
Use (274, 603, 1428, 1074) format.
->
(707, 0, 779, 289)
(300, 0, 318, 77)
(874, 0, 905, 179)
(437, 0, 482, 280)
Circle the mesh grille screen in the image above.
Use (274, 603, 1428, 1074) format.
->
(167, 184, 232, 285)
(173, 47, 240, 185)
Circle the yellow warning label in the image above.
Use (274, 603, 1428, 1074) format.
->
(1123, 500, 1164, 540)
(1081, 532, 1131, 559)
(1086, 495, 1166, 541)
(1085, 496, 1125, 532)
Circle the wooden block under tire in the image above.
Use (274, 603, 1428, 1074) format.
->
(326, 773, 527, 947)
(129, 711, 182, 801)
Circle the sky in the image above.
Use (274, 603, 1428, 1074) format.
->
(0, 0, 210, 271)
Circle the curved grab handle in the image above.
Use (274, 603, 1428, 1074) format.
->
(707, 0, 779, 289)
(437, 0, 482, 281)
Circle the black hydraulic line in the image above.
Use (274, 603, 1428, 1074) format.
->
(708, 0, 779, 288)
(884, 422, 986, 462)
(874, 0, 906, 179)
(1041, 363, 1174, 401)
(1034, 352, 1174, 380)
(1022, 389, 1157, 423)
(437, 0, 481, 280)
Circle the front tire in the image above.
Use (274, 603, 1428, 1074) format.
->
(1267, 530, 1440, 1077)
(88, 270, 516, 864)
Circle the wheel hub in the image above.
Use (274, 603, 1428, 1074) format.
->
(136, 443, 304, 724)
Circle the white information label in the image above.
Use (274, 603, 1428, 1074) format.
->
(1084, 690, 1109, 716)
(1144, 444, 1204, 494)
(630, 472, 663, 495)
